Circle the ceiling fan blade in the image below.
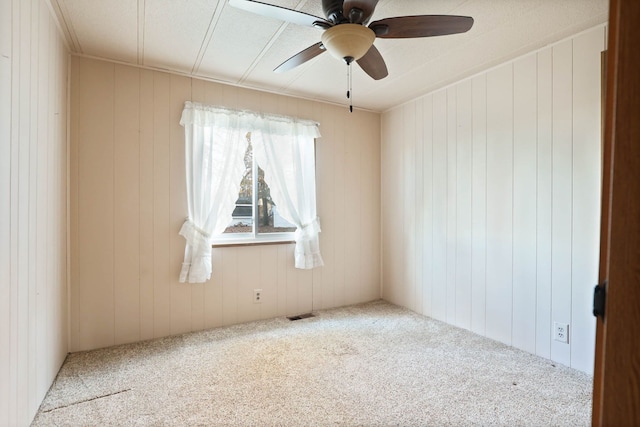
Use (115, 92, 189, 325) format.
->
(369, 15, 473, 38)
(343, 0, 378, 24)
(274, 42, 326, 73)
(356, 44, 388, 80)
(229, 0, 332, 29)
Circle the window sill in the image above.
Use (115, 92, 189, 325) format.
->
(212, 235, 295, 248)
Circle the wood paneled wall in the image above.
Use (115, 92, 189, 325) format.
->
(0, 0, 69, 425)
(69, 57, 381, 352)
(381, 26, 605, 374)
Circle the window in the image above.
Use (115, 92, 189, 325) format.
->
(179, 102, 323, 283)
(220, 133, 296, 242)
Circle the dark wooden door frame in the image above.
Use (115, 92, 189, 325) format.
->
(592, 0, 640, 425)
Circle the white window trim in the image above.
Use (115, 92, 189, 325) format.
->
(211, 232, 295, 246)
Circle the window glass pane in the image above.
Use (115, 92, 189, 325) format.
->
(257, 166, 296, 234)
(223, 133, 296, 236)
(224, 134, 253, 234)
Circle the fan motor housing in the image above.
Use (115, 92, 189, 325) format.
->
(322, 0, 346, 23)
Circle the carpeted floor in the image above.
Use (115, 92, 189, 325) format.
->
(33, 300, 592, 426)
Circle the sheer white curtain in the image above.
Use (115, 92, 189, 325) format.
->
(179, 102, 249, 283)
(252, 119, 324, 269)
(179, 101, 323, 283)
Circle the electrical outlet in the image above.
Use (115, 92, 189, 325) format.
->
(253, 289, 262, 304)
(553, 322, 569, 344)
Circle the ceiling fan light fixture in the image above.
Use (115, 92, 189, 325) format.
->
(321, 24, 375, 63)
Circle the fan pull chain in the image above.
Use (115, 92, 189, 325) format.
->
(346, 63, 353, 113)
(346, 63, 350, 100)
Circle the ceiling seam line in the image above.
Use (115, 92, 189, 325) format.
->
(192, 0, 227, 75)
(237, 0, 314, 86)
(137, 0, 145, 66)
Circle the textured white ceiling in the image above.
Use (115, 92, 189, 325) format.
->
(50, 0, 608, 112)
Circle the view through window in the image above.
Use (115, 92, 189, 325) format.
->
(224, 133, 296, 236)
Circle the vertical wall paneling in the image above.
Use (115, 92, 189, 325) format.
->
(570, 26, 604, 373)
(152, 71, 173, 339)
(69, 57, 381, 351)
(284, 244, 297, 315)
(550, 40, 573, 366)
(421, 95, 434, 317)
(363, 110, 381, 303)
(113, 65, 141, 345)
(221, 247, 239, 326)
(445, 88, 457, 324)
(485, 64, 514, 346)
(17, 1, 32, 419)
(237, 246, 262, 322)
(276, 244, 288, 315)
(332, 106, 346, 309)
(296, 253, 313, 315)
(380, 25, 606, 374)
(78, 59, 116, 350)
(470, 75, 487, 335)
(430, 90, 447, 322)
(317, 103, 336, 309)
(207, 248, 224, 329)
(512, 54, 538, 353)
(381, 107, 402, 305)
(0, 0, 12, 419)
(138, 68, 156, 341)
(403, 103, 416, 311)
(259, 245, 278, 320)
(35, 2, 49, 401)
(343, 110, 363, 306)
(414, 99, 424, 315)
(455, 80, 473, 330)
(1, 0, 68, 423)
(535, 48, 553, 359)
(380, 109, 390, 301)
(380, 111, 389, 300)
(291, 248, 305, 318)
(28, 1, 40, 410)
(68, 54, 80, 352)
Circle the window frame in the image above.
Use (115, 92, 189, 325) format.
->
(211, 136, 296, 247)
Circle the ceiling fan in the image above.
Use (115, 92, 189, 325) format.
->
(228, 0, 474, 80)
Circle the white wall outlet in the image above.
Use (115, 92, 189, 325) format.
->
(253, 289, 262, 304)
(553, 322, 569, 344)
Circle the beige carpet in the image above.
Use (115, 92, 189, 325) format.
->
(33, 300, 592, 426)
